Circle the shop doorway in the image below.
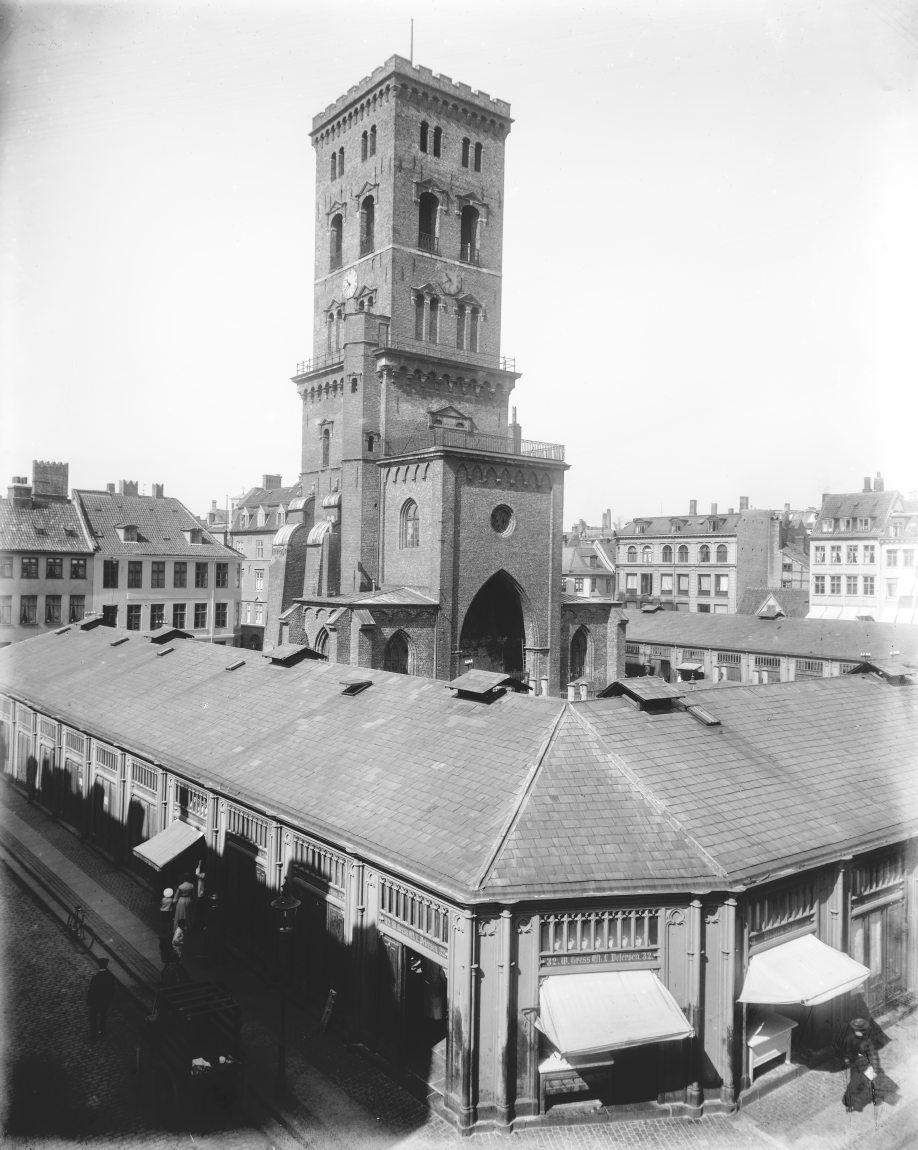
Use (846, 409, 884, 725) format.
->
(851, 902, 906, 1012)
(61, 756, 84, 830)
(376, 936, 448, 1097)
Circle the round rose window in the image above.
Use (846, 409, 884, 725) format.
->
(490, 504, 515, 536)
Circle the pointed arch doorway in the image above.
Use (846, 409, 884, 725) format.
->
(457, 571, 530, 679)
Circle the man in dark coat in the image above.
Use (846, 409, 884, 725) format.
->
(87, 956, 117, 1038)
(843, 1017, 879, 1112)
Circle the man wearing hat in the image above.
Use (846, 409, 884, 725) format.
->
(842, 1017, 879, 1112)
(159, 888, 175, 937)
(87, 956, 117, 1039)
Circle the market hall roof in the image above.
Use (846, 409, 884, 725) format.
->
(1, 628, 916, 904)
(623, 610, 918, 664)
(0, 496, 94, 554)
(74, 490, 242, 560)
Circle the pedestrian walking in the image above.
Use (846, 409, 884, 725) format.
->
(195, 859, 206, 900)
(172, 924, 186, 961)
(159, 887, 174, 936)
(87, 956, 116, 1038)
(843, 1017, 880, 1113)
(173, 878, 196, 933)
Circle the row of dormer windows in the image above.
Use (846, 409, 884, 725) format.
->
(818, 517, 873, 533)
(419, 122, 484, 171)
(237, 509, 286, 530)
(622, 544, 730, 564)
(631, 518, 725, 534)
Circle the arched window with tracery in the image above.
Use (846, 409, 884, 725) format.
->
(569, 626, 590, 683)
(418, 192, 438, 253)
(460, 205, 480, 264)
(321, 427, 330, 469)
(626, 546, 637, 563)
(329, 214, 343, 271)
(699, 544, 711, 564)
(360, 195, 375, 256)
(384, 630, 411, 675)
(641, 546, 652, 564)
(400, 499, 419, 548)
(716, 544, 728, 563)
(420, 121, 429, 152)
(662, 544, 673, 563)
(678, 544, 689, 563)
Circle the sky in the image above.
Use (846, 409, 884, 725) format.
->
(2, 0, 917, 525)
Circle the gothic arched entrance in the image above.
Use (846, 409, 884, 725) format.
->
(457, 571, 529, 678)
(383, 630, 412, 675)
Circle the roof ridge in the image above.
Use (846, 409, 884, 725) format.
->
(471, 701, 568, 891)
(569, 706, 728, 879)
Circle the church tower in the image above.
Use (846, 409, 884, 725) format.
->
(288, 57, 572, 693)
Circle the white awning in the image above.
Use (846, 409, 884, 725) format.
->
(676, 661, 703, 672)
(132, 820, 203, 872)
(738, 934, 869, 1007)
(536, 971, 693, 1059)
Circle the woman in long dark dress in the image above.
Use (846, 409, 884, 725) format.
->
(843, 1017, 879, 1112)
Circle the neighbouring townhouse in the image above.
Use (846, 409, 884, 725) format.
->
(561, 538, 615, 598)
(73, 483, 243, 644)
(0, 462, 95, 645)
(1, 624, 915, 1134)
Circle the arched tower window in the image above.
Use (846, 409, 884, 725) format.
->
(433, 126, 442, 157)
(414, 294, 425, 340)
(369, 124, 377, 155)
(474, 142, 483, 172)
(460, 205, 480, 264)
(330, 152, 337, 180)
(321, 427, 330, 469)
(326, 313, 334, 355)
(335, 306, 343, 352)
(469, 306, 480, 352)
(461, 137, 470, 168)
(662, 544, 673, 563)
(360, 195, 375, 256)
(383, 630, 412, 675)
(338, 146, 344, 174)
(417, 192, 438, 253)
(428, 296, 439, 344)
(699, 544, 711, 564)
(456, 303, 466, 350)
(329, 214, 343, 271)
(570, 626, 590, 683)
(626, 546, 637, 563)
(400, 499, 419, 548)
(641, 546, 652, 564)
(716, 544, 728, 563)
(314, 627, 329, 658)
(361, 131, 368, 161)
(419, 121, 429, 152)
(677, 544, 689, 563)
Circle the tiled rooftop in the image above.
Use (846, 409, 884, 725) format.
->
(75, 490, 240, 559)
(0, 497, 93, 554)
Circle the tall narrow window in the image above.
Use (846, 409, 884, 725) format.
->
(326, 314, 334, 355)
(460, 205, 480, 264)
(469, 306, 480, 352)
(321, 427, 330, 469)
(330, 214, 343, 271)
(699, 544, 711, 564)
(338, 146, 344, 173)
(361, 130, 368, 161)
(360, 195, 375, 256)
(330, 152, 337, 180)
(677, 544, 689, 563)
(474, 142, 483, 172)
(400, 500, 420, 548)
(428, 296, 439, 344)
(456, 303, 466, 350)
(420, 121, 429, 152)
(570, 627, 589, 682)
(417, 193, 438, 253)
(369, 124, 377, 155)
(415, 294, 425, 340)
(461, 137, 470, 167)
(433, 126, 442, 157)
(716, 544, 728, 563)
(335, 307, 343, 352)
(662, 544, 673, 563)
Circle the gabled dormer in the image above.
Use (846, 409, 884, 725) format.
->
(428, 404, 474, 432)
(182, 526, 204, 545)
(116, 524, 142, 543)
(669, 518, 687, 534)
(633, 518, 651, 535)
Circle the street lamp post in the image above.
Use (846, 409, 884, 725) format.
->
(270, 882, 301, 1098)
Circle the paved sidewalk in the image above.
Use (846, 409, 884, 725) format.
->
(2, 782, 917, 1149)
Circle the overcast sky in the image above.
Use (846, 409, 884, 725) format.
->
(2, 0, 917, 525)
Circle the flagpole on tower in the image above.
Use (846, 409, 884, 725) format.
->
(410, 18, 414, 65)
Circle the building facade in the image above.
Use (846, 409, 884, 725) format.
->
(74, 483, 242, 644)
(560, 538, 615, 598)
(0, 462, 95, 645)
(2, 626, 916, 1133)
(615, 499, 783, 615)
(808, 475, 918, 625)
(269, 56, 618, 695)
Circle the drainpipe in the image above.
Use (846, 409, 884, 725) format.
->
(495, 908, 514, 1127)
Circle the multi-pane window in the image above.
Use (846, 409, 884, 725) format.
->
(846, 575, 858, 595)
(21, 557, 38, 579)
(254, 570, 264, 591)
(887, 550, 898, 567)
(857, 517, 871, 530)
(400, 500, 420, 548)
(126, 604, 142, 630)
(641, 546, 652, 564)
(0, 595, 11, 624)
(716, 544, 728, 563)
(101, 605, 118, 626)
(46, 557, 63, 579)
(20, 595, 37, 624)
(215, 602, 228, 629)
(677, 545, 689, 563)
(128, 560, 143, 588)
(814, 575, 826, 594)
(574, 577, 584, 593)
(830, 546, 842, 564)
(813, 545, 825, 564)
(150, 604, 165, 630)
(194, 603, 207, 629)
(661, 573, 673, 594)
(255, 604, 264, 624)
(715, 574, 729, 596)
(661, 544, 673, 563)
(215, 562, 228, 588)
(151, 561, 165, 588)
(103, 559, 119, 588)
(698, 545, 710, 564)
(863, 576, 875, 596)
(677, 573, 689, 594)
(886, 580, 898, 598)
(626, 546, 637, 563)
(174, 561, 187, 588)
(697, 573, 712, 595)
(0, 556, 12, 578)
(863, 545, 876, 564)
(640, 572, 653, 595)
(173, 603, 186, 629)
(194, 562, 208, 589)
(847, 545, 858, 564)
(829, 575, 841, 595)
(904, 550, 915, 567)
(255, 539, 264, 559)
(70, 558, 86, 579)
(68, 594, 85, 623)
(45, 595, 61, 624)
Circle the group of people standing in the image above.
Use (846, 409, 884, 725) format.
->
(158, 861, 205, 983)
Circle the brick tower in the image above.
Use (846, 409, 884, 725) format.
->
(285, 57, 577, 693)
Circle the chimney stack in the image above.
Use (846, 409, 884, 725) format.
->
(7, 476, 32, 505)
(262, 474, 282, 490)
(118, 480, 138, 496)
(211, 499, 218, 512)
(31, 460, 69, 502)
(863, 476, 872, 493)
(689, 499, 697, 516)
(875, 471, 884, 493)
(151, 483, 164, 499)
(711, 502, 718, 515)
(739, 495, 749, 511)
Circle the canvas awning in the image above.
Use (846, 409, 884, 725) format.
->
(535, 971, 693, 1059)
(132, 820, 203, 872)
(676, 661, 703, 673)
(738, 934, 869, 1007)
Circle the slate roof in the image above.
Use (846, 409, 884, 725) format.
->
(618, 512, 772, 538)
(623, 610, 918, 664)
(736, 587, 811, 618)
(232, 483, 304, 530)
(0, 497, 93, 554)
(297, 586, 439, 608)
(814, 491, 899, 533)
(74, 490, 241, 559)
(3, 628, 917, 904)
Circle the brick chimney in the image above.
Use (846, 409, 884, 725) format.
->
(262, 473, 282, 490)
(875, 471, 884, 493)
(689, 499, 697, 516)
(711, 502, 718, 515)
(151, 483, 164, 499)
(118, 480, 138, 496)
(31, 460, 69, 502)
(7, 476, 32, 505)
(106, 482, 116, 494)
(739, 495, 749, 511)
(863, 476, 872, 493)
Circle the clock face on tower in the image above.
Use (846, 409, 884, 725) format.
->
(343, 268, 358, 299)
